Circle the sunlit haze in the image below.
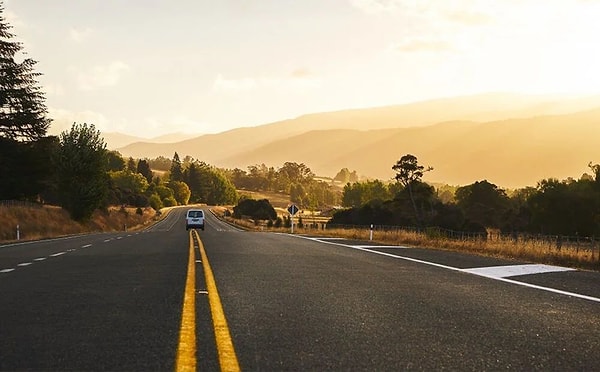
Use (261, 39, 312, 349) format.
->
(5, 0, 600, 138)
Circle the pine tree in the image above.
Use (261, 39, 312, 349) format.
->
(0, 4, 51, 141)
(170, 152, 184, 182)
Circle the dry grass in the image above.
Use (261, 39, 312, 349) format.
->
(0, 205, 158, 243)
(221, 215, 600, 271)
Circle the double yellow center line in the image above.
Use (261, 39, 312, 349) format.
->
(176, 229, 240, 371)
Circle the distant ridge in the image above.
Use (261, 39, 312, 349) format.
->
(115, 93, 600, 188)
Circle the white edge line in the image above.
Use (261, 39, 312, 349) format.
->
(288, 234, 600, 304)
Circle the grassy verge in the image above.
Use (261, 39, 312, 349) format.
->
(219, 214, 600, 271)
(0, 205, 158, 243)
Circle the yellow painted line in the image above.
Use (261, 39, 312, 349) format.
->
(175, 230, 197, 372)
(193, 229, 241, 372)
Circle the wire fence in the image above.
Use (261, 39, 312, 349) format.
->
(325, 223, 600, 254)
(0, 200, 43, 209)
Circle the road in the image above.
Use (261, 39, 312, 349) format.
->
(1, 207, 599, 371)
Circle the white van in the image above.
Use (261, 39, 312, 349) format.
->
(185, 209, 205, 230)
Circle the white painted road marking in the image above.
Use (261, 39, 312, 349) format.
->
(1, 268, 15, 273)
(292, 235, 600, 304)
(50, 252, 67, 257)
(33, 257, 47, 261)
(356, 245, 409, 249)
(462, 264, 576, 278)
(81, 244, 92, 248)
(17, 262, 32, 267)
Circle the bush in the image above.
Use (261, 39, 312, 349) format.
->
(233, 198, 276, 220)
(163, 196, 177, 207)
(149, 194, 163, 210)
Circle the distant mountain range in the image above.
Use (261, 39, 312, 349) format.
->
(112, 93, 600, 188)
(102, 132, 200, 149)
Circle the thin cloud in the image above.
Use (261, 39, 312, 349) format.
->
(290, 68, 313, 78)
(445, 11, 493, 26)
(350, 0, 402, 14)
(77, 61, 130, 91)
(392, 38, 454, 53)
(47, 107, 110, 135)
(213, 73, 320, 93)
(69, 27, 93, 43)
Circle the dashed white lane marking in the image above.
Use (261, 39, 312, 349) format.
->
(17, 262, 33, 267)
(103, 239, 111, 242)
(291, 235, 600, 304)
(50, 252, 67, 257)
(81, 244, 92, 248)
(33, 257, 47, 261)
(462, 264, 576, 279)
(1, 269, 15, 273)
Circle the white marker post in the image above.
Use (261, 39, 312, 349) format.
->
(16, 224, 20, 241)
(370, 224, 373, 241)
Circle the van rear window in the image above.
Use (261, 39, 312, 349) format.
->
(188, 211, 203, 218)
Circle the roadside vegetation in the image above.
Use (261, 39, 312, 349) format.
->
(0, 203, 157, 243)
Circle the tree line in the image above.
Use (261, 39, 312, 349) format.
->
(331, 154, 600, 237)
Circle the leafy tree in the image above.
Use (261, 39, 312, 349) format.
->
(148, 156, 171, 171)
(392, 154, 433, 227)
(126, 157, 137, 172)
(55, 123, 108, 221)
(185, 161, 238, 205)
(392, 180, 437, 226)
(276, 162, 314, 192)
(455, 180, 510, 228)
(109, 170, 149, 194)
(106, 150, 125, 171)
(290, 183, 307, 206)
(342, 180, 392, 208)
(204, 169, 238, 205)
(162, 196, 177, 207)
(334, 168, 351, 183)
(136, 159, 153, 183)
(148, 193, 163, 210)
(170, 180, 191, 205)
(155, 184, 175, 201)
(0, 5, 51, 141)
(528, 178, 599, 236)
(170, 152, 184, 182)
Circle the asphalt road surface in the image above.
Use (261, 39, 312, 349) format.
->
(1, 207, 599, 371)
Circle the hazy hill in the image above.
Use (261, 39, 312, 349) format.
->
(103, 132, 200, 150)
(115, 93, 600, 188)
(223, 110, 600, 188)
(117, 92, 595, 157)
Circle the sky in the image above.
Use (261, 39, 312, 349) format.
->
(3, 0, 600, 138)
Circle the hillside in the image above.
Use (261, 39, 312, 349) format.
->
(114, 93, 600, 188)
